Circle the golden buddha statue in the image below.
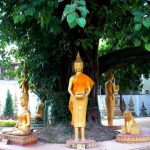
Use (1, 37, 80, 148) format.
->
(121, 110, 140, 134)
(19, 69, 29, 95)
(19, 69, 29, 107)
(2, 94, 32, 136)
(31, 102, 44, 121)
(105, 71, 115, 126)
(68, 52, 94, 142)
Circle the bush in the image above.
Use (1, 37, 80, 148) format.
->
(48, 92, 71, 124)
(0, 120, 16, 127)
(3, 90, 14, 116)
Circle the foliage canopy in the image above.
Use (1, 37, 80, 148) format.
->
(0, 0, 150, 106)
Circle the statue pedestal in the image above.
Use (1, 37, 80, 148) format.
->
(116, 128, 150, 143)
(0, 132, 38, 145)
(108, 125, 121, 130)
(66, 139, 96, 149)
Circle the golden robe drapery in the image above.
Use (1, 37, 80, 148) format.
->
(69, 73, 94, 127)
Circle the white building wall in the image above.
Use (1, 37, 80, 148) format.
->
(98, 95, 150, 116)
(0, 80, 38, 115)
(141, 75, 150, 94)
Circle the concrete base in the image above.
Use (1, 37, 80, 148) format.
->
(0, 132, 38, 145)
(66, 139, 96, 149)
(108, 125, 122, 130)
(116, 128, 150, 143)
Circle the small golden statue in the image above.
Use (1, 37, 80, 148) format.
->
(121, 110, 140, 134)
(31, 102, 44, 121)
(2, 94, 32, 136)
(19, 68, 29, 108)
(2, 68, 32, 136)
(68, 52, 94, 142)
(105, 71, 115, 126)
(19, 69, 29, 95)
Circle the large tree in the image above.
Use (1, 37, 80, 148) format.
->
(0, 0, 150, 123)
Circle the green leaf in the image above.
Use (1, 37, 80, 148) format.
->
(32, 1, 43, 6)
(13, 15, 19, 24)
(18, 4, 28, 10)
(75, 0, 86, 6)
(13, 14, 25, 24)
(143, 17, 150, 28)
(68, 21, 77, 29)
(24, 7, 35, 16)
(134, 16, 141, 23)
(111, 0, 117, 4)
(132, 10, 144, 17)
(145, 43, 150, 51)
(77, 6, 89, 17)
(63, 4, 77, 16)
(141, 36, 149, 43)
(134, 23, 142, 31)
(76, 17, 86, 28)
(67, 12, 78, 24)
(134, 39, 141, 46)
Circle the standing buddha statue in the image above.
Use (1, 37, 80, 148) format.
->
(68, 52, 94, 142)
(105, 71, 115, 126)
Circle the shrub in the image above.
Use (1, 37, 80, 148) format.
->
(3, 90, 14, 116)
(48, 92, 71, 124)
(0, 120, 16, 127)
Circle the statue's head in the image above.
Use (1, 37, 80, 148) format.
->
(106, 71, 114, 80)
(74, 51, 84, 73)
(123, 110, 132, 121)
(20, 93, 29, 108)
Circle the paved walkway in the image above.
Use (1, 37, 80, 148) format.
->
(0, 117, 150, 150)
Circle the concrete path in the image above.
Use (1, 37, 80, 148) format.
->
(0, 117, 150, 150)
(0, 140, 150, 150)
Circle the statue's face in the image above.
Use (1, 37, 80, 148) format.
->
(124, 112, 132, 121)
(74, 63, 83, 72)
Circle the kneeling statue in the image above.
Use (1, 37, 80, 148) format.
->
(31, 102, 44, 121)
(121, 110, 140, 134)
(2, 94, 32, 136)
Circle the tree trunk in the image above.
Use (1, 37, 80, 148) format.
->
(81, 46, 101, 124)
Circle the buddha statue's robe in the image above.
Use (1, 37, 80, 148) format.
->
(105, 80, 115, 126)
(69, 73, 94, 127)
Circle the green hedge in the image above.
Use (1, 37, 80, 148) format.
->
(48, 92, 71, 124)
(0, 120, 16, 127)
